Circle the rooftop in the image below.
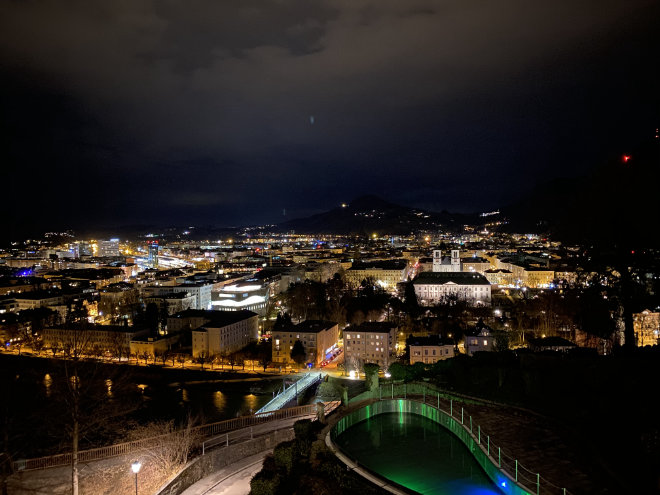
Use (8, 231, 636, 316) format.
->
(409, 335, 454, 347)
(349, 321, 397, 334)
(348, 260, 408, 271)
(171, 309, 258, 327)
(413, 271, 490, 286)
(290, 320, 338, 333)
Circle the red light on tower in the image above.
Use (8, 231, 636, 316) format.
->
(622, 155, 631, 163)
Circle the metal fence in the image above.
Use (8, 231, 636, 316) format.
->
(14, 401, 340, 472)
(374, 383, 571, 495)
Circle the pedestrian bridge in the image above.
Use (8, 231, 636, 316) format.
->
(256, 372, 325, 415)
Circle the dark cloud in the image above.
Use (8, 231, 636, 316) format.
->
(1, 0, 658, 238)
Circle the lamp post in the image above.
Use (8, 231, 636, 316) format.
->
(131, 461, 141, 495)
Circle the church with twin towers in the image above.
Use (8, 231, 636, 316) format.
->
(412, 249, 492, 306)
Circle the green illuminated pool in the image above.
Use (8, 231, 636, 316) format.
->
(335, 412, 501, 495)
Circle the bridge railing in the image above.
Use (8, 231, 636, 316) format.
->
(13, 401, 340, 472)
(376, 383, 571, 495)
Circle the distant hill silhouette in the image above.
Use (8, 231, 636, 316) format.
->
(277, 194, 476, 235)
(503, 135, 660, 248)
(276, 135, 659, 247)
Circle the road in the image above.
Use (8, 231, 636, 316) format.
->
(180, 450, 271, 495)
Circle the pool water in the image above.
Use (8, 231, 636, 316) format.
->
(335, 413, 501, 495)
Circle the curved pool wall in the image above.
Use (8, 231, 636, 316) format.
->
(330, 399, 532, 495)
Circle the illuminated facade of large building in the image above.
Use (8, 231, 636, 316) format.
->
(413, 272, 491, 306)
(345, 260, 409, 292)
(98, 239, 120, 257)
(272, 320, 339, 367)
(633, 310, 660, 347)
(344, 321, 397, 370)
(191, 310, 258, 358)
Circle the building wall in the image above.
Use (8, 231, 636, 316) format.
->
(130, 335, 179, 356)
(414, 283, 491, 306)
(167, 314, 209, 333)
(409, 344, 455, 364)
(272, 323, 339, 367)
(345, 268, 408, 292)
(466, 335, 494, 355)
(633, 310, 660, 347)
(43, 326, 148, 352)
(192, 314, 258, 357)
(16, 296, 65, 310)
(344, 327, 396, 369)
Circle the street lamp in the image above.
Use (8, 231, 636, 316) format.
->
(131, 461, 141, 495)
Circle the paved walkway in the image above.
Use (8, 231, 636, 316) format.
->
(180, 451, 271, 495)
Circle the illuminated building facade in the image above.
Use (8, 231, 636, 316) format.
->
(409, 335, 455, 364)
(432, 250, 461, 272)
(43, 324, 148, 353)
(211, 280, 269, 315)
(97, 239, 120, 257)
(191, 310, 258, 358)
(272, 320, 339, 367)
(148, 241, 159, 269)
(633, 310, 660, 347)
(345, 260, 409, 292)
(344, 321, 397, 370)
(413, 272, 491, 306)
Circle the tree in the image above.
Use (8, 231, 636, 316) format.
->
(403, 280, 420, 317)
(363, 363, 380, 391)
(121, 416, 201, 483)
(290, 340, 307, 368)
(195, 352, 209, 370)
(387, 362, 406, 381)
(49, 327, 140, 495)
(493, 331, 510, 352)
(256, 340, 272, 372)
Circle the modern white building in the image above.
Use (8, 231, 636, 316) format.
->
(211, 280, 269, 315)
(171, 282, 213, 310)
(413, 271, 491, 306)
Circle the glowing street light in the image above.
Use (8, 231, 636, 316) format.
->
(131, 461, 142, 495)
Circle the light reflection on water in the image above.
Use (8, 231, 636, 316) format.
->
(43, 374, 52, 397)
(213, 391, 226, 412)
(244, 393, 258, 414)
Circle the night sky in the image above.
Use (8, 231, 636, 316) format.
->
(2, 1, 658, 239)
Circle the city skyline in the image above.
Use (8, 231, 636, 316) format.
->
(2, 0, 659, 240)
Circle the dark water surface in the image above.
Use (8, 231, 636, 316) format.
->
(335, 413, 500, 495)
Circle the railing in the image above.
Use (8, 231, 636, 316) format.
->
(342, 383, 571, 495)
(14, 401, 340, 472)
